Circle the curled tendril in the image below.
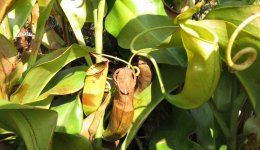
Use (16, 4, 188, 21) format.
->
(133, 66, 141, 76)
(226, 13, 259, 72)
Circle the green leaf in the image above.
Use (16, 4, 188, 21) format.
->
(8, 0, 36, 38)
(37, 66, 87, 101)
(85, 0, 107, 23)
(149, 47, 187, 67)
(149, 107, 205, 150)
(151, 28, 187, 67)
(36, 0, 55, 39)
(10, 44, 92, 104)
(51, 94, 83, 134)
(205, 5, 260, 38)
(0, 34, 18, 100)
(105, 0, 172, 49)
(57, 0, 87, 45)
(190, 104, 215, 150)
(210, 68, 246, 148)
(120, 65, 185, 149)
(53, 132, 93, 150)
(0, 100, 57, 150)
(202, 20, 260, 115)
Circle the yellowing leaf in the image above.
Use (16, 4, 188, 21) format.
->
(82, 61, 109, 115)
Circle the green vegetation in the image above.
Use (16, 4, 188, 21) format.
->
(0, 0, 259, 149)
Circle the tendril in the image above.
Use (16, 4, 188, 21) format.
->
(226, 13, 259, 71)
(92, 53, 139, 76)
(128, 26, 177, 95)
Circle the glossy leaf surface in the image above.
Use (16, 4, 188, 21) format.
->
(51, 94, 83, 134)
(10, 44, 92, 104)
(165, 20, 221, 109)
(37, 66, 87, 101)
(0, 100, 57, 150)
(105, 0, 172, 49)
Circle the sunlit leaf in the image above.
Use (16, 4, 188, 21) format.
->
(0, 100, 57, 150)
(165, 20, 221, 109)
(37, 66, 87, 101)
(36, 0, 55, 38)
(105, 0, 172, 49)
(57, 0, 87, 45)
(8, 0, 36, 38)
(42, 29, 65, 49)
(51, 94, 83, 134)
(82, 61, 109, 115)
(0, 0, 16, 23)
(10, 44, 92, 104)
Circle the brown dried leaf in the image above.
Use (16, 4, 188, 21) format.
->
(136, 57, 152, 93)
(88, 92, 111, 141)
(0, 35, 18, 99)
(0, 0, 16, 23)
(103, 67, 136, 141)
(80, 113, 95, 140)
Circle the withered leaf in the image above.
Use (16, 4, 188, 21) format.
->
(103, 67, 136, 141)
(80, 93, 111, 141)
(0, 35, 18, 99)
(0, 0, 16, 23)
(136, 56, 152, 93)
(82, 61, 109, 115)
(88, 92, 111, 141)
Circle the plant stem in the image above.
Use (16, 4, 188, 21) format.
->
(62, 19, 70, 46)
(94, 0, 106, 63)
(94, 113, 104, 146)
(28, 37, 41, 68)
